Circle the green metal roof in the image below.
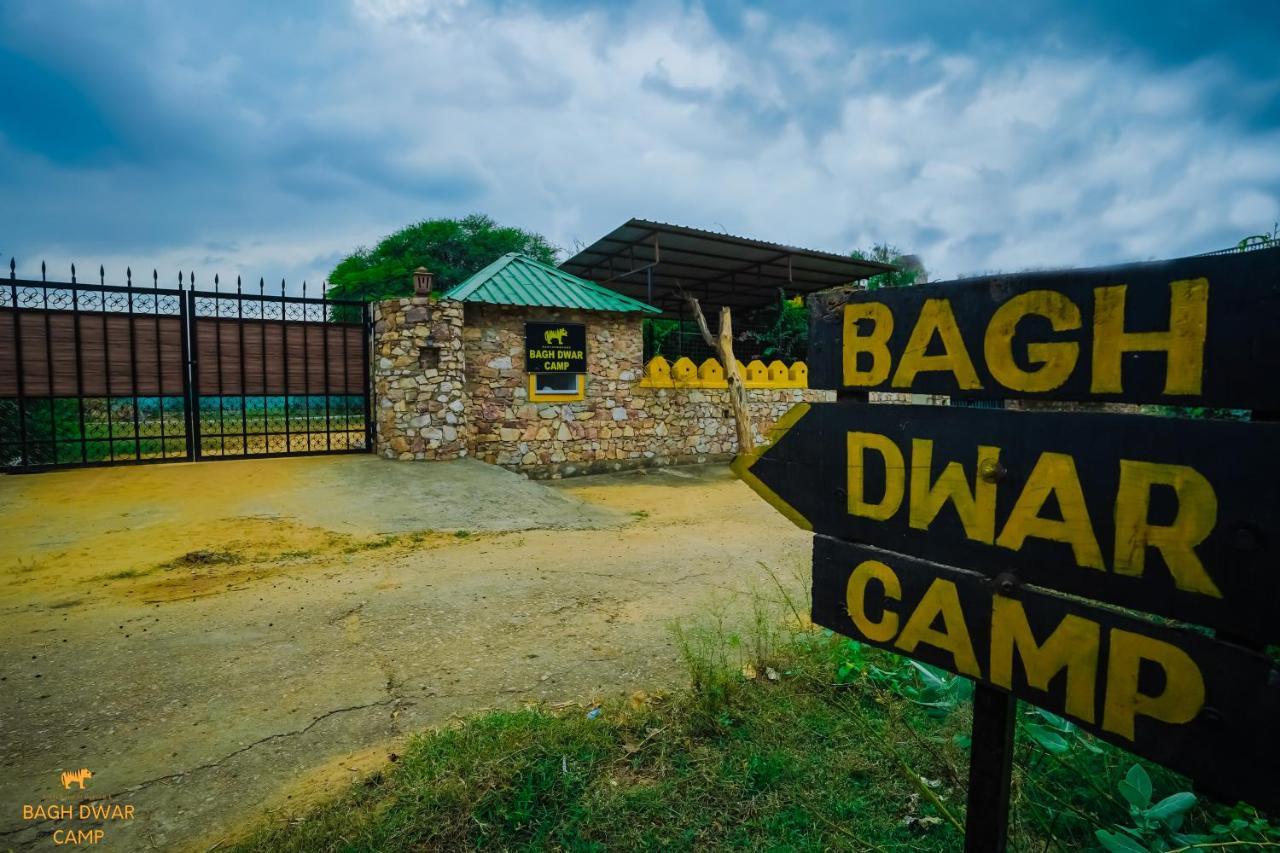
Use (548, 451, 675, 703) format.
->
(443, 253, 660, 314)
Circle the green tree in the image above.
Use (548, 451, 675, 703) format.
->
(1236, 222, 1279, 251)
(326, 213, 558, 302)
(850, 243, 924, 289)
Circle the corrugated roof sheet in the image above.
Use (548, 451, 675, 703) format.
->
(559, 218, 898, 317)
(443, 253, 660, 313)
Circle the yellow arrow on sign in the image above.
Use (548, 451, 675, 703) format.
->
(729, 402, 813, 531)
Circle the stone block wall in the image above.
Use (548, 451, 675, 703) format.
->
(460, 303, 831, 478)
(372, 297, 834, 478)
(637, 385, 830, 461)
(462, 305, 646, 477)
(372, 297, 468, 460)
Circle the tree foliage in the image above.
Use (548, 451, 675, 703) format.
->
(643, 244, 924, 364)
(1237, 221, 1279, 251)
(741, 296, 808, 363)
(326, 214, 558, 302)
(850, 243, 925, 289)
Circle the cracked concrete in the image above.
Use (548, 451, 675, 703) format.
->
(0, 457, 811, 851)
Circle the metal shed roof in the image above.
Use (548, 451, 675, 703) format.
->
(558, 219, 898, 317)
(443, 252, 660, 313)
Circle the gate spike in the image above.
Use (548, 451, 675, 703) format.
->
(322, 280, 328, 300)
(178, 270, 184, 290)
(8, 257, 14, 280)
(303, 280, 307, 298)
(190, 271, 195, 289)
(214, 273, 220, 291)
(259, 276, 264, 295)
(41, 260, 46, 281)
(236, 274, 242, 294)
(153, 269, 159, 288)
(280, 278, 285, 296)
(71, 263, 76, 284)
(100, 264, 105, 286)
(127, 266, 133, 286)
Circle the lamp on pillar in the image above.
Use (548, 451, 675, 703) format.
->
(413, 266, 435, 297)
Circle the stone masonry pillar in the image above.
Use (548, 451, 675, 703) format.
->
(371, 296, 468, 460)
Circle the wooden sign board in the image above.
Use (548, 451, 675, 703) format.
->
(735, 401, 1280, 645)
(734, 247, 1280, 845)
(808, 246, 1280, 409)
(812, 535, 1280, 813)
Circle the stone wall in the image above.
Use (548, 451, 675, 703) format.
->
(372, 297, 468, 460)
(459, 303, 832, 478)
(371, 297, 833, 477)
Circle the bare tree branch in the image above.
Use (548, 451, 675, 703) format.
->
(675, 281, 753, 452)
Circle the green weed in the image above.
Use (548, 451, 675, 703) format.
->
(228, 576, 1280, 852)
(96, 567, 158, 581)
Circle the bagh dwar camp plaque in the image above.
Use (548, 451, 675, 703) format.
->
(524, 321, 586, 374)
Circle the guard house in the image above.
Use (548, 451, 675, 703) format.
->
(372, 223, 893, 478)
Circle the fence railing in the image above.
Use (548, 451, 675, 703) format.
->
(2, 260, 372, 471)
(638, 355, 809, 389)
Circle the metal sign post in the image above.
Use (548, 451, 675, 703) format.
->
(965, 686, 1016, 852)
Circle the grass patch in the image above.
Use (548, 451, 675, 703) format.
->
(230, 581, 1280, 852)
(275, 549, 319, 560)
(8, 558, 45, 575)
(233, 642, 954, 851)
(161, 549, 243, 569)
(342, 534, 402, 554)
(96, 567, 159, 581)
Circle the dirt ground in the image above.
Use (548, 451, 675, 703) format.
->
(0, 456, 811, 852)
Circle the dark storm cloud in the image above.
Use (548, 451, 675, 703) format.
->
(1, 0, 1277, 285)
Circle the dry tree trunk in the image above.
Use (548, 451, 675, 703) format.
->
(682, 292, 754, 453)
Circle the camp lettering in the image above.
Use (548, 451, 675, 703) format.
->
(842, 279, 1209, 396)
(843, 557, 1205, 742)
(846, 432, 1220, 597)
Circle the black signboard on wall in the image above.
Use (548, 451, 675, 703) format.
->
(525, 322, 587, 373)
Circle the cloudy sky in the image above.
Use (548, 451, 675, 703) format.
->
(2, 0, 1278, 290)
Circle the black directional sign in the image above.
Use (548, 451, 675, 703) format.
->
(812, 535, 1280, 814)
(807, 246, 1280, 409)
(733, 246, 1280, 847)
(734, 401, 1280, 645)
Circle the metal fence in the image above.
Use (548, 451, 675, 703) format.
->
(642, 297, 807, 365)
(1, 262, 371, 472)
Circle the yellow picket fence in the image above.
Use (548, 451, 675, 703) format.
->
(638, 356, 809, 389)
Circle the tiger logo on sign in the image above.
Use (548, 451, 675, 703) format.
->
(543, 328, 568, 346)
(60, 769, 92, 790)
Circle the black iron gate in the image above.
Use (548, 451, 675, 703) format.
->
(1, 265, 372, 472)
